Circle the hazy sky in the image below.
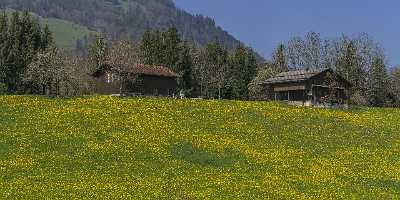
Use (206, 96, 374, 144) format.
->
(174, 0, 399, 66)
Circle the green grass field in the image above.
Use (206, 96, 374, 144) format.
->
(119, 0, 130, 11)
(44, 18, 96, 50)
(0, 96, 399, 199)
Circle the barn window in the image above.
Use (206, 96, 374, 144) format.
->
(106, 73, 112, 83)
(112, 73, 119, 82)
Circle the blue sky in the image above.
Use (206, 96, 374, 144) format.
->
(174, 0, 399, 66)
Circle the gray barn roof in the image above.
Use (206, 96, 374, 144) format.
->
(263, 68, 330, 84)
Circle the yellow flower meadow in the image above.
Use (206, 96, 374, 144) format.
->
(0, 95, 399, 199)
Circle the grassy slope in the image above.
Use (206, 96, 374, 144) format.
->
(3, 9, 95, 50)
(0, 96, 399, 199)
(119, 0, 130, 11)
(43, 18, 95, 50)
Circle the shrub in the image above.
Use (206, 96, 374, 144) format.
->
(0, 83, 7, 94)
(349, 91, 368, 106)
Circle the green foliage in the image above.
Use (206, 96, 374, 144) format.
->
(140, 30, 164, 66)
(0, 83, 7, 94)
(3, 9, 95, 51)
(248, 44, 289, 100)
(190, 41, 258, 100)
(87, 34, 108, 72)
(271, 43, 288, 72)
(118, 0, 130, 11)
(140, 27, 194, 93)
(248, 62, 281, 100)
(0, 12, 8, 86)
(228, 45, 258, 99)
(336, 41, 362, 93)
(369, 57, 387, 107)
(177, 41, 193, 93)
(41, 24, 53, 49)
(194, 41, 229, 99)
(162, 27, 182, 72)
(0, 10, 53, 93)
(140, 27, 184, 70)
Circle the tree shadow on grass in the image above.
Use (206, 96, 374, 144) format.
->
(338, 175, 400, 196)
(170, 140, 245, 168)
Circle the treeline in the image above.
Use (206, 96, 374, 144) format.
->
(251, 32, 400, 107)
(0, 11, 53, 94)
(0, 11, 92, 96)
(0, 11, 259, 99)
(88, 27, 259, 99)
(2, 11, 400, 107)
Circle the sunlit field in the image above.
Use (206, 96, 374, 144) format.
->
(0, 96, 399, 199)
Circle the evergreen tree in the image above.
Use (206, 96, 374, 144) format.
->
(245, 48, 258, 88)
(20, 11, 32, 47)
(1, 11, 54, 93)
(140, 30, 164, 65)
(336, 41, 365, 103)
(272, 44, 288, 72)
(87, 34, 108, 72)
(190, 44, 206, 97)
(200, 41, 229, 99)
(369, 57, 387, 107)
(27, 18, 43, 61)
(140, 27, 193, 93)
(162, 26, 181, 72)
(5, 11, 22, 92)
(0, 11, 8, 50)
(0, 11, 8, 86)
(41, 24, 53, 50)
(228, 45, 257, 99)
(177, 41, 193, 94)
(140, 30, 153, 65)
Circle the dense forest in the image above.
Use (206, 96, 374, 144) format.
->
(0, 0, 243, 53)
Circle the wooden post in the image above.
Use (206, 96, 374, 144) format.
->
(275, 92, 277, 101)
(313, 86, 316, 104)
(287, 91, 290, 101)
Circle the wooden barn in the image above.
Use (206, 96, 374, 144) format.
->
(262, 68, 352, 107)
(92, 64, 178, 96)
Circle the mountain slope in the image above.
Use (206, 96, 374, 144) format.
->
(0, 0, 245, 52)
(43, 17, 96, 50)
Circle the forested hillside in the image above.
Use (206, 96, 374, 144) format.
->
(0, 0, 242, 51)
(2, 9, 95, 50)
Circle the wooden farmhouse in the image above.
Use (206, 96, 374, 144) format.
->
(92, 64, 178, 96)
(262, 68, 352, 107)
